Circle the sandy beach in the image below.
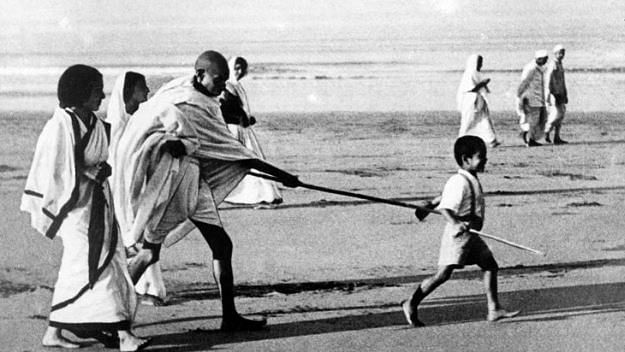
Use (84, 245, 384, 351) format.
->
(2, 109, 625, 351)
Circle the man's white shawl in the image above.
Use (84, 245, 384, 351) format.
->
(114, 75, 256, 246)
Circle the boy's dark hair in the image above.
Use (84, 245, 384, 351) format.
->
(454, 135, 486, 166)
(57, 64, 102, 108)
(123, 71, 146, 104)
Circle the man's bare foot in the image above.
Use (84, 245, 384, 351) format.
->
(118, 331, 151, 352)
(41, 327, 80, 349)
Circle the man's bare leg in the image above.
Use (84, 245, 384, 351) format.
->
(192, 220, 266, 331)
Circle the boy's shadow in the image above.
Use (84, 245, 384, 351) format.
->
(144, 281, 625, 351)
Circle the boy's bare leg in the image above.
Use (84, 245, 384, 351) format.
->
(483, 269, 521, 322)
(42, 326, 80, 349)
(484, 269, 500, 312)
(402, 266, 455, 327)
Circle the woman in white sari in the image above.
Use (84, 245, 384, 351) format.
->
(107, 71, 167, 306)
(221, 56, 283, 207)
(457, 54, 500, 147)
(21, 65, 149, 351)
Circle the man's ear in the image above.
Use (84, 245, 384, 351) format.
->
(195, 69, 205, 80)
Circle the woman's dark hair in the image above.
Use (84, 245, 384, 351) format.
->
(234, 57, 248, 71)
(454, 135, 486, 166)
(57, 64, 102, 108)
(123, 71, 146, 104)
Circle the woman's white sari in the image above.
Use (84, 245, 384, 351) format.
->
(21, 108, 136, 330)
(224, 57, 283, 205)
(107, 72, 167, 301)
(457, 54, 498, 146)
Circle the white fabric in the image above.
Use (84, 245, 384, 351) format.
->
(22, 108, 136, 325)
(116, 75, 256, 246)
(227, 57, 251, 116)
(437, 170, 491, 266)
(456, 55, 498, 146)
(223, 58, 283, 205)
(107, 72, 167, 299)
(516, 97, 530, 132)
(517, 61, 546, 107)
(546, 103, 566, 132)
(21, 108, 77, 237)
(525, 106, 547, 141)
(225, 124, 283, 204)
(437, 169, 484, 220)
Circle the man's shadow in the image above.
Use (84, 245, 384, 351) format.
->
(142, 281, 625, 351)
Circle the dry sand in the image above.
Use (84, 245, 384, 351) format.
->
(2, 110, 625, 351)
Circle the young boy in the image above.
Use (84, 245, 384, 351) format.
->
(403, 135, 520, 326)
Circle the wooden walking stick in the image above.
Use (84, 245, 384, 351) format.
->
(251, 172, 545, 256)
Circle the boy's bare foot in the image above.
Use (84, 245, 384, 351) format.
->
(42, 328, 80, 349)
(221, 315, 267, 332)
(119, 331, 151, 352)
(401, 300, 425, 327)
(487, 309, 521, 322)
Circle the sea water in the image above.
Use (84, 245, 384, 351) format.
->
(0, 0, 623, 113)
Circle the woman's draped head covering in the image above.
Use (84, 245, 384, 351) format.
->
(107, 71, 130, 129)
(456, 54, 484, 109)
(226, 56, 250, 115)
(57, 64, 102, 108)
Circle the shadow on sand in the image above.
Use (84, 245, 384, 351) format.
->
(143, 281, 625, 351)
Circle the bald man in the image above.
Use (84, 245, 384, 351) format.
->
(119, 50, 299, 331)
(517, 50, 549, 147)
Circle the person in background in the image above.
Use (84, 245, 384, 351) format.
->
(544, 45, 569, 144)
(456, 54, 500, 148)
(21, 65, 149, 351)
(107, 71, 168, 306)
(517, 50, 549, 147)
(221, 56, 283, 208)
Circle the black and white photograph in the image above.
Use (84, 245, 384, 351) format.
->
(1, 1, 625, 351)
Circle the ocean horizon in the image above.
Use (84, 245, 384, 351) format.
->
(1, 0, 623, 113)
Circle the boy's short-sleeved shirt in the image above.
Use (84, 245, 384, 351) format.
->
(436, 169, 494, 268)
(437, 169, 484, 220)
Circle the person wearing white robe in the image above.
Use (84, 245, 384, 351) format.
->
(544, 44, 569, 144)
(517, 50, 549, 146)
(116, 51, 300, 332)
(222, 56, 283, 206)
(107, 71, 167, 305)
(457, 54, 499, 147)
(21, 65, 148, 351)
